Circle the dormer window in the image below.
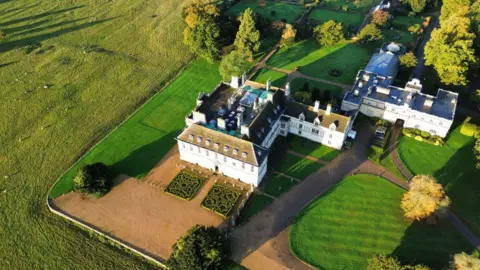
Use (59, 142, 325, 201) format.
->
(242, 152, 247, 158)
(205, 139, 211, 146)
(256, 132, 262, 138)
(267, 118, 272, 123)
(233, 148, 238, 155)
(196, 136, 202, 143)
(214, 142, 219, 149)
(224, 145, 229, 152)
(189, 134, 194, 140)
(273, 109, 278, 115)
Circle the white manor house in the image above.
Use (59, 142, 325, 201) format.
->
(176, 43, 458, 186)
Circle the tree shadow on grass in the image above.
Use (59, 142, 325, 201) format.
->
(0, 17, 115, 53)
(391, 219, 474, 269)
(110, 130, 182, 179)
(0, 61, 15, 68)
(7, 17, 91, 38)
(0, 6, 85, 27)
(266, 40, 319, 68)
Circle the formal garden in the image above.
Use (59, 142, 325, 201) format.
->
(289, 174, 474, 269)
(165, 171, 207, 200)
(201, 184, 242, 217)
(398, 125, 480, 236)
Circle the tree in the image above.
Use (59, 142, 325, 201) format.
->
(281, 24, 297, 47)
(74, 163, 111, 197)
(440, 0, 473, 23)
(408, 24, 424, 35)
(183, 0, 222, 62)
(357, 23, 383, 43)
(219, 50, 252, 81)
(475, 139, 480, 169)
(401, 175, 451, 220)
(424, 9, 477, 85)
(234, 8, 261, 59)
(450, 252, 480, 269)
(294, 91, 312, 104)
(314, 20, 345, 46)
(371, 10, 390, 26)
(368, 254, 430, 270)
(167, 225, 228, 270)
(409, 0, 428, 13)
(399, 52, 418, 68)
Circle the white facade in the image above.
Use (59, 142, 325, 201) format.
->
(178, 141, 267, 186)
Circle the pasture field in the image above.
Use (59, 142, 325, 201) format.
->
(226, 0, 304, 23)
(398, 127, 480, 235)
(290, 174, 474, 269)
(0, 0, 198, 268)
(309, 9, 364, 26)
(266, 39, 371, 84)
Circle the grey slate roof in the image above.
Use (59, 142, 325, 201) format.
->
(365, 52, 399, 78)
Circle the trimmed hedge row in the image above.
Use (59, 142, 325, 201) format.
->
(460, 117, 480, 138)
(201, 184, 240, 217)
(164, 171, 206, 201)
(402, 128, 444, 145)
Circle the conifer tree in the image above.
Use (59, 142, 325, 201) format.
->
(234, 8, 261, 59)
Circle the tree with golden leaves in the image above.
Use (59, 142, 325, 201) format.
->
(401, 175, 450, 220)
(281, 24, 297, 47)
(450, 252, 480, 269)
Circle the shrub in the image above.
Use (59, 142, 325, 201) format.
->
(24, 43, 42, 54)
(314, 20, 345, 46)
(460, 117, 479, 137)
(167, 225, 228, 270)
(420, 131, 430, 138)
(413, 128, 421, 135)
(474, 131, 480, 139)
(371, 11, 390, 27)
(201, 184, 241, 217)
(450, 252, 480, 270)
(402, 128, 413, 137)
(281, 24, 297, 47)
(164, 171, 206, 200)
(368, 145, 383, 163)
(414, 135, 423, 141)
(408, 24, 423, 35)
(74, 163, 112, 197)
(357, 23, 383, 43)
(399, 52, 418, 68)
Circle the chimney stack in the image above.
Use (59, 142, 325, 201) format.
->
(241, 73, 247, 86)
(230, 76, 240, 88)
(285, 82, 291, 97)
(266, 79, 272, 91)
(326, 104, 332, 115)
(237, 112, 243, 127)
(314, 100, 320, 112)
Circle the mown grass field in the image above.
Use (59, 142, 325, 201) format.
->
(267, 39, 371, 84)
(290, 174, 473, 269)
(226, 0, 304, 23)
(251, 68, 287, 87)
(398, 127, 480, 235)
(309, 9, 364, 26)
(289, 77, 344, 99)
(51, 59, 221, 198)
(0, 0, 198, 268)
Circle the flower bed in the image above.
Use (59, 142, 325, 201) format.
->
(164, 171, 206, 201)
(201, 185, 241, 217)
(402, 128, 444, 145)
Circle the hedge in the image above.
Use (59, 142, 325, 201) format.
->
(201, 184, 241, 217)
(403, 128, 443, 146)
(460, 117, 479, 137)
(164, 171, 206, 201)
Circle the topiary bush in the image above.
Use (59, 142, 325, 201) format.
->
(402, 128, 413, 137)
(420, 131, 431, 138)
(74, 163, 112, 197)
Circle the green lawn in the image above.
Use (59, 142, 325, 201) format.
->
(263, 173, 298, 197)
(267, 39, 371, 84)
(50, 59, 221, 198)
(290, 174, 474, 269)
(226, 0, 304, 23)
(383, 29, 417, 48)
(309, 9, 364, 26)
(240, 193, 274, 221)
(276, 153, 323, 179)
(251, 68, 288, 87)
(0, 0, 195, 268)
(398, 126, 480, 235)
(289, 136, 340, 161)
(393, 16, 425, 30)
(379, 153, 407, 181)
(321, 0, 376, 13)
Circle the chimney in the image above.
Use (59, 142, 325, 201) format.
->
(217, 118, 226, 130)
(237, 112, 243, 127)
(314, 100, 320, 112)
(266, 79, 271, 91)
(285, 82, 291, 97)
(230, 76, 240, 88)
(241, 73, 247, 86)
(253, 98, 258, 111)
(267, 90, 274, 103)
(326, 103, 332, 115)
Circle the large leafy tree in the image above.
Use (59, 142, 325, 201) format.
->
(234, 8, 261, 59)
(401, 175, 450, 220)
(368, 254, 430, 270)
(73, 163, 111, 197)
(183, 0, 222, 62)
(399, 52, 418, 68)
(357, 23, 383, 43)
(450, 252, 480, 269)
(219, 50, 252, 81)
(440, 0, 473, 22)
(281, 23, 297, 47)
(167, 225, 228, 270)
(371, 10, 390, 26)
(314, 20, 345, 46)
(424, 8, 477, 85)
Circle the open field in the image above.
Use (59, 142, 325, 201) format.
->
(289, 77, 344, 100)
(309, 9, 364, 26)
(251, 68, 287, 87)
(267, 39, 371, 84)
(290, 174, 474, 269)
(288, 136, 340, 161)
(398, 127, 480, 235)
(226, 0, 304, 23)
(0, 0, 198, 268)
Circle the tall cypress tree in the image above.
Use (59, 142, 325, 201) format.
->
(234, 8, 261, 59)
